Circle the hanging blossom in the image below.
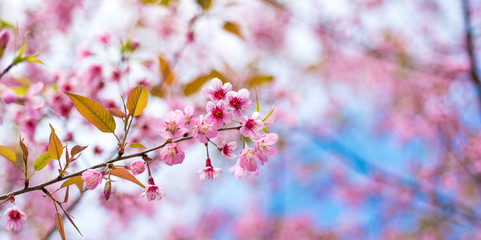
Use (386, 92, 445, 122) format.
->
(237, 147, 260, 172)
(255, 133, 278, 165)
(183, 105, 195, 128)
(203, 78, 232, 102)
(3, 206, 27, 231)
(226, 89, 252, 118)
(159, 110, 187, 140)
(218, 141, 237, 159)
(205, 101, 232, 129)
(229, 160, 259, 179)
(240, 112, 264, 139)
(196, 158, 222, 181)
(81, 169, 103, 190)
(160, 143, 185, 166)
(141, 177, 165, 201)
(192, 115, 218, 143)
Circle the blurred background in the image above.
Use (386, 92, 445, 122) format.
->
(0, 0, 481, 239)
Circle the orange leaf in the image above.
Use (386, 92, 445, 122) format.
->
(158, 55, 175, 86)
(223, 21, 243, 39)
(48, 124, 63, 160)
(110, 168, 145, 188)
(55, 213, 66, 240)
(126, 86, 149, 117)
(65, 92, 116, 133)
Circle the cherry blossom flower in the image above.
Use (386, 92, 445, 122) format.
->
(205, 101, 232, 129)
(196, 158, 222, 181)
(240, 112, 264, 139)
(226, 89, 252, 118)
(141, 177, 165, 201)
(160, 143, 185, 166)
(192, 115, 217, 143)
(238, 147, 260, 172)
(183, 105, 195, 127)
(254, 133, 278, 164)
(202, 78, 232, 102)
(128, 160, 145, 175)
(3, 206, 27, 231)
(81, 169, 103, 190)
(229, 159, 259, 179)
(218, 141, 237, 159)
(0, 29, 9, 58)
(159, 110, 187, 140)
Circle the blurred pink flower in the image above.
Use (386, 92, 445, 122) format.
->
(3, 206, 27, 231)
(238, 147, 259, 172)
(254, 133, 278, 164)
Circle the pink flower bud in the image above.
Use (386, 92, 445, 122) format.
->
(1, 89, 17, 104)
(104, 180, 111, 201)
(0, 29, 10, 50)
(129, 160, 145, 175)
(81, 169, 103, 190)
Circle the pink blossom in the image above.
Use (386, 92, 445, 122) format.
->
(205, 101, 232, 129)
(81, 169, 103, 190)
(24, 82, 46, 120)
(218, 141, 237, 159)
(0, 29, 10, 49)
(254, 133, 278, 164)
(1, 89, 17, 104)
(226, 89, 252, 118)
(229, 159, 259, 179)
(196, 158, 222, 181)
(160, 143, 185, 166)
(129, 160, 145, 175)
(96, 32, 111, 44)
(141, 177, 165, 201)
(240, 112, 263, 139)
(192, 115, 217, 143)
(184, 105, 194, 126)
(238, 147, 259, 172)
(159, 110, 187, 140)
(202, 78, 232, 102)
(3, 206, 27, 231)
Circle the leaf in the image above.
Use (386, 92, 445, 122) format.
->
(0, 145, 16, 164)
(255, 87, 260, 112)
(48, 124, 63, 160)
(262, 126, 270, 134)
(58, 204, 83, 236)
(23, 56, 44, 64)
(19, 137, 28, 160)
(196, 0, 212, 11)
(55, 213, 66, 240)
(223, 22, 243, 39)
(183, 74, 211, 96)
(128, 142, 146, 149)
(262, 108, 275, 122)
(65, 92, 116, 133)
(63, 186, 69, 203)
(61, 176, 84, 188)
(126, 86, 149, 117)
(34, 152, 53, 171)
(71, 145, 88, 157)
(108, 107, 125, 118)
(110, 168, 145, 188)
(158, 55, 175, 86)
(248, 75, 274, 87)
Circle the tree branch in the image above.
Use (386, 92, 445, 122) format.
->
(462, 0, 481, 105)
(0, 125, 241, 200)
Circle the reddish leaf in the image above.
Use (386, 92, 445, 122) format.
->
(55, 213, 66, 240)
(110, 168, 145, 188)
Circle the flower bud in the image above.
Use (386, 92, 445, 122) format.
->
(129, 160, 145, 175)
(0, 29, 10, 59)
(104, 180, 111, 201)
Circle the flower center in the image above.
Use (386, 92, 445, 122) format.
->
(9, 210, 19, 220)
(245, 119, 255, 129)
(230, 98, 241, 109)
(214, 108, 223, 118)
(214, 91, 224, 100)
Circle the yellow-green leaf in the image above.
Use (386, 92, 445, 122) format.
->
(158, 55, 175, 86)
(65, 92, 116, 133)
(23, 56, 44, 64)
(248, 75, 274, 87)
(128, 142, 146, 149)
(223, 22, 243, 39)
(34, 152, 52, 171)
(48, 124, 63, 160)
(55, 213, 66, 240)
(262, 108, 275, 122)
(126, 86, 149, 117)
(0, 145, 16, 164)
(110, 168, 145, 188)
(61, 176, 84, 188)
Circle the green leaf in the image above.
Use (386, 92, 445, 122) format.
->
(23, 56, 44, 64)
(126, 86, 149, 117)
(128, 142, 146, 149)
(110, 168, 145, 188)
(65, 92, 116, 133)
(55, 213, 66, 240)
(0, 145, 16, 164)
(248, 75, 274, 87)
(158, 55, 175, 86)
(34, 152, 52, 171)
(48, 124, 63, 160)
(223, 22, 243, 39)
(262, 126, 270, 133)
(262, 108, 275, 122)
(196, 0, 212, 11)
